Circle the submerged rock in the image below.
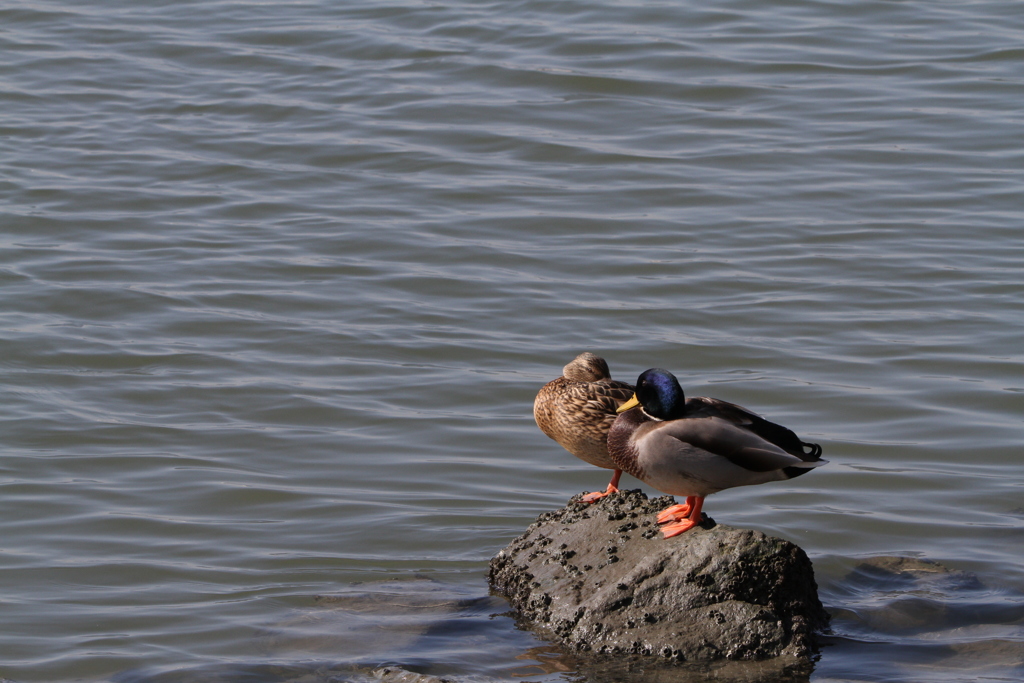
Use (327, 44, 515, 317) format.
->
(254, 576, 487, 659)
(846, 555, 983, 592)
(371, 666, 457, 683)
(822, 556, 1024, 680)
(488, 489, 829, 662)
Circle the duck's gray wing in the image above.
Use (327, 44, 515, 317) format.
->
(685, 397, 823, 460)
(657, 417, 823, 473)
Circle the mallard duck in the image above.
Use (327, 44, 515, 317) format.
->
(608, 368, 826, 537)
(534, 352, 635, 503)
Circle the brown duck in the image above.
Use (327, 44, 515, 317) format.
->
(534, 352, 635, 503)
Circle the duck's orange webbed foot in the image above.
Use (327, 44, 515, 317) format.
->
(660, 518, 700, 538)
(579, 470, 622, 505)
(656, 502, 692, 524)
(657, 496, 697, 524)
(585, 483, 614, 505)
(580, 482, 619, 504)
(658, 496, 704, 539)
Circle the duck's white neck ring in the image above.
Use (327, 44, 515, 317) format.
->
(641, 408, 664, 421)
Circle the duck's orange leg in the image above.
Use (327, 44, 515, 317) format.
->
(660, 496, 705, 538)
(656, 496, 696, 524)
(580, 469, 622, 504)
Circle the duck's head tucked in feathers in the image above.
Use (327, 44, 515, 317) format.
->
(561, 351, 613, 383)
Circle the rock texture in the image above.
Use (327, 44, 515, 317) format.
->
(489, 489, 829, 662)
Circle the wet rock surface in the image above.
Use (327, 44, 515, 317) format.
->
(488, 489, 829, 662)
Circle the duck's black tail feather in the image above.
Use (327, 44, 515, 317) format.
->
(801, 441, 822, 458)
(744, 412, 823, 462)
(784, 441, 825, 479)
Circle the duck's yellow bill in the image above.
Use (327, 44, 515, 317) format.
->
(616, 394, 640, 413)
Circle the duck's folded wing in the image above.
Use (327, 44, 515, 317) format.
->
(572, 381, 633, 426)
(661, 417, 821, 473)
(687, 397, 822, 459)
(596, 380, 635, 401)
(724, 447, 828, 472)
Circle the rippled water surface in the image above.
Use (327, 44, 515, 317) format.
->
(2, 1, 1022, 681)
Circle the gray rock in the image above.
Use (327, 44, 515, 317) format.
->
(488, 489, 829, 662)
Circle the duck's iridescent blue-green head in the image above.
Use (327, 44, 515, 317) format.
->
(616, 368, 686, 420)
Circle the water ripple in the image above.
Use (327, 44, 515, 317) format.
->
(2, 0, 1023, 681)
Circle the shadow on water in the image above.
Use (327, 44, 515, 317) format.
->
(110, 562, 1023, 683)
